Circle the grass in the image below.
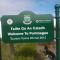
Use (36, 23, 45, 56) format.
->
(1, 41, 36, 60)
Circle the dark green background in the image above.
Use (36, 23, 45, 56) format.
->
(1, 11, 54, 43)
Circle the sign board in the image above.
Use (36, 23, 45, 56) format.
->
(1, 11, 54, 43)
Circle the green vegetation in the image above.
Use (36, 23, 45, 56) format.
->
(15, 46, 36, 57)
(1, 41, 37, 60)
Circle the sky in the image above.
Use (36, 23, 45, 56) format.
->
(0, 0, 60, 37)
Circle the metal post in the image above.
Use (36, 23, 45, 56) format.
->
(55, 4, 60, 60)
(0, 38, 2, 60)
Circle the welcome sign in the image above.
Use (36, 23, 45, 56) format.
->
(1, 11, 54, 43)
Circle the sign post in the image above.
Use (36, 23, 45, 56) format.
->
(55, 4, 60, 60)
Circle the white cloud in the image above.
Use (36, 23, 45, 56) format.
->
(0, 0, 36, 15)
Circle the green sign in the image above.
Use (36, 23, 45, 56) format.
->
(1, 11, 54, 43)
